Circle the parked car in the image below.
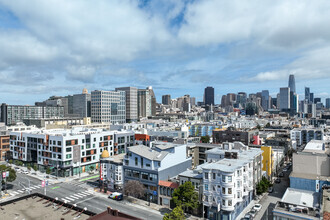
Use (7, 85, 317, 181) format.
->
(253, 204, 262, 211)
(244, 213, 252, 219)
(108, 192, 123, 201)
(275, 178, 281, 183)
(268, 187, 274, 193)
(22, 171, 29, 174)
(249, 209, 257, 218)
(279, 172, 284, 177)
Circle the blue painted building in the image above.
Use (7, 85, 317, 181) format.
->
(189, 124, 221, 137)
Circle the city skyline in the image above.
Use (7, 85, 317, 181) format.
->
(0, 1, 330, 104)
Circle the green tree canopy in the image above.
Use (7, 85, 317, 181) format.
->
(172, 181, 198, 213)
(0, 165, 17, 182)
(163, 206, 185, 220)
(200, 135, 210, 143)
(46, 167, 51, 174)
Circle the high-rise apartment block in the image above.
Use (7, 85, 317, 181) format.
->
(137, 86, 156, 118)
(261, 90, 270, 111)
(162, 95, 171, 105)
(204, 87, 214, 106)
(326, 98, 330, 109)
(91, 90, 126, 124)
(116, 87, 138, 122)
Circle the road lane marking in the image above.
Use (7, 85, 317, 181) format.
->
(74, 195, 97, 205)
(73, 194, 84, 198)
(51, 186, 60, 189)
(18, 190, 23, 193)
(79, 175, 99, 182)
(65, 197, 75, 201)
(70, 195, 80, 199)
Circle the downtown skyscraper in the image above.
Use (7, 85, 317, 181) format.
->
(204, 86, 214, 106)
(288, 74, 296, 93)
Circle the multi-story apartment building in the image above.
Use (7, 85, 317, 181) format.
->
(100, 150, 125, 191)
(290, 128, 324, 147)
(0, 130, 10, 161)
(91, 90, 126, 124)
(9, 127, 116, 177)
(123, 142, 192, 204)
(115, 87, 138, 122)
(113, 130, 135, 154)
(189, 124, 220, 137)
(202, 145, 262, 220)
(213, 128, 258, 146)
(1, 103, 64, 125)
(137, 89, 152, 118)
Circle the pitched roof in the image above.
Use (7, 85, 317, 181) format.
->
(158, 180, 179, 188)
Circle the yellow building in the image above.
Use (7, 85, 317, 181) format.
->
(261, 146, 274, 177)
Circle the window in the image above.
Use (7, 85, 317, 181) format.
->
(82, 139, 85, 144)
(237, 191, 241, 198)
(213, 185, 216, 191)
(222, 175, 226, 182)
(228, 176, 232, 182)
(135, 157, 138, 166)
(222, 187, 225, 194)
(58, 141, 61, 145)
(228, 188, 232, 194)
(205, 173, 208, 179)
(149, 174, 157, 182)
(213, 173, 216, 179)
(204, 184, 208, 191)
(66, 154, 72, 159)
(141, 172, 148, 180)
(81, 146, 84, 150)
(237, 181, 240, 187)
(146, 164, 151, 167)
(132, 170, 140, 178)
(125, 169, 132, 177)
(66, 147, 72, 152)
(228, 200, 232, 206)
(222, 199, 225, 206)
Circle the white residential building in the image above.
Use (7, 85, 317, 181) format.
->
(10, 127, 116, 177)
(290, 128, 324, 146)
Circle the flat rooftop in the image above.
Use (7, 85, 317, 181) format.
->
(303, 140, 327, 154)
(0, 194, 94, 220)
(281, 188, 319, 208)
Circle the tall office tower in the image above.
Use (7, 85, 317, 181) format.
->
(190, 97, 196, 107)
(72, 88, 91, 118)
(204, 86, 214, 105)
(36, 96, 70, 117)
(271, 97, 277, 109)
(237, 92, 247, 108)
(299, 100, 308, 113)
(307, 103, 316, 117)
(288, 74, 296, 93)
(314, 98, 321, 104)
(115, 87, 138, 122)
(91, 90, 126, 124)
(162, 95, 171, 105)
(138, 88, 152, 118)
(221, 95, 227, 108)
(261, 90, 270, 111)
(310, 93, 314, 104)
(326, 98, 330, 109)
(290, 91, 299, 113)
(279, 87, 290, 110)
(176, 97, 184, 109)
(148, 86, 157, 116)
(226, 93, 237, 107)
(305, 87, 310, 102)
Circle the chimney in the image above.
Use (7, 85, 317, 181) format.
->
(107, 206, 111, 214)
(112, 209, 119, 216)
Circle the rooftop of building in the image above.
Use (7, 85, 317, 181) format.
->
(322, 187, 330, 216)
(158, 180, 179, 188)
(273, 188, 320, 219)
(101, 153, 126, 164)
(88, 207, 141, 220)
(11, 126, 114, 136)
(201, 158, 247, 173)
(0, 193, 95, 220)
(152, 141, 178, 150)
(281, 188, 319, 209)
(127, 145, 169, 161)
(179, 166, 203, 179)
(290, 172, 330, 181)
(303, 140, 328, 154)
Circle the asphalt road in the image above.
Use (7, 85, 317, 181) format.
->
(4, 173, 163, 220)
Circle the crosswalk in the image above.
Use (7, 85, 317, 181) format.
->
(10, 182, 53, 196)
(61, 191, 94, 203)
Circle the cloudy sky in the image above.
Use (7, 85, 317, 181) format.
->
(1, 0, 330, 104)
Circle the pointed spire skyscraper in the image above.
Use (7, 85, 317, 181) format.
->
(288, 74, 296, 93)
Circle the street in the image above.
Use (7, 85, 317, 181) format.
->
(256, 165, 291, 220)
(3, 172, 163, 220)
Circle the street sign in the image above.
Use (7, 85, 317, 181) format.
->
(41, 180, 45, 187)
(6, 171, 9, 177)
(153, 191, 157, 196)
(2, 172, 6, 178)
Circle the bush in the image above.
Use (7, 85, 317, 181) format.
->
(46, 167, 51, 174)
(8, 159, 13, 164)
(27, 165, 31, 171)
(33, 164, 38, 171)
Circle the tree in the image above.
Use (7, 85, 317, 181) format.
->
(256, 176, 271, 195)
(172, 181, 198, 213)
(46, 167, 51, 174)
(124, 180, 146, 198)
(256, 124, 262, 130)
(265, 123, 271, 128)
(0, 165, 17, 182)
(33, 164, 38, 171)
(200, 135, 210, 143)
(89, 166, 95, 172)
(163, 206, 185, 220)
(27, 165, 31, 171)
